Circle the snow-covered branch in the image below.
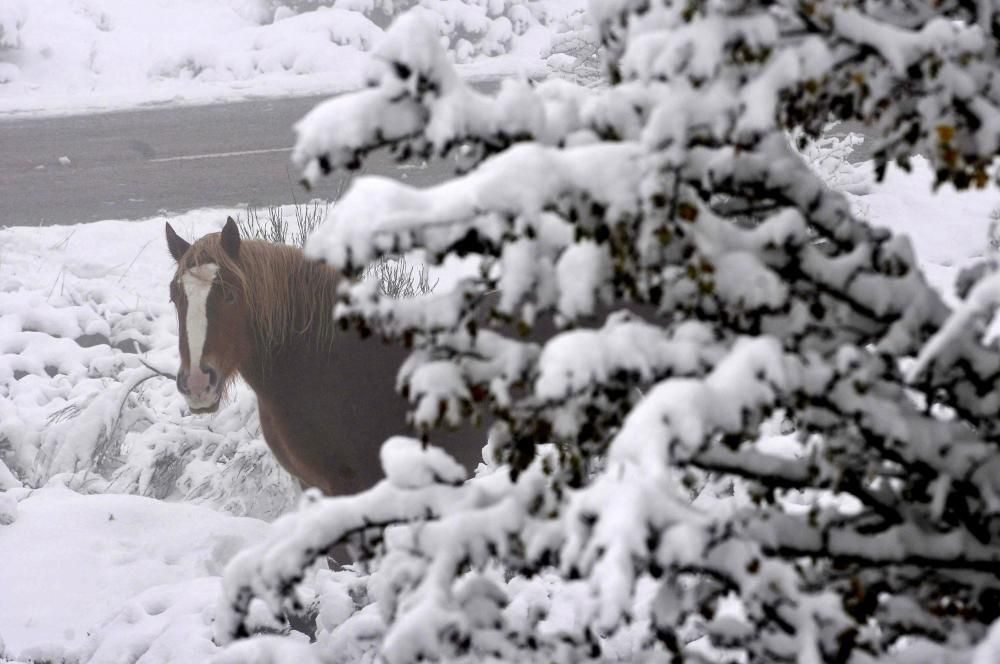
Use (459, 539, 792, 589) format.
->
(221, 1, 1000, 661)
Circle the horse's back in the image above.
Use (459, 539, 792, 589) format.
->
(298, 331, 487, 494)
(311, 297, 658, 494)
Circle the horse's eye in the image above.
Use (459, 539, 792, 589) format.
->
(223, 289, 236, 304)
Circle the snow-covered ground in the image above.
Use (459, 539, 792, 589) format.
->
(863, 159, 1000, 301)
(0, 486, 267, 660)
(0, 0, 594, 117)
(0, 150, 996, 661)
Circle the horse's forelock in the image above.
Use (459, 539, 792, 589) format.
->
(179, 235, 243, 284)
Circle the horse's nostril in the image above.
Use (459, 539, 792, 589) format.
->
(176, 370, 190, 395)
(202, 364, 218, 388)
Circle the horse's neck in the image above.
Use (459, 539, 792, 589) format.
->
(239, 283, 336, 395)
(244, 334, 324, 377)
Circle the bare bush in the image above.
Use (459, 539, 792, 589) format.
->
(235, 204, 289, 245)
(362, 255, 439, 298)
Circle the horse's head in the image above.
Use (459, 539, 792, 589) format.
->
(165, 217, 253, 414)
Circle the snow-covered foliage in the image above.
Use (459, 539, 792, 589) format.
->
(214, 1, 1000, 662)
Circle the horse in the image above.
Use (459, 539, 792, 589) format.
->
(165, 217, 659, 497)
(164, 217, 485, 496)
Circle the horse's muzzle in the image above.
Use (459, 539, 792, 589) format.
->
(177, 364, 220, 413)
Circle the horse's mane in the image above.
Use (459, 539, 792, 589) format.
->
(180, 234, 341, 354)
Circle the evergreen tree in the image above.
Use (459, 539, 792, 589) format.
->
(216, 2, 1000, 661)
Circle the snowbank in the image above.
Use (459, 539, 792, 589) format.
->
(0, 0, 593, 116)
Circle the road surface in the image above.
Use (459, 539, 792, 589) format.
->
(0, 94, 459, 227)
(0, 88, 876, 228)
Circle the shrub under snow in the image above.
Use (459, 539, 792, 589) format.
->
(213, 2, 1000, 663)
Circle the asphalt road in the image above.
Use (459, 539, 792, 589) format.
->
(0, 94, 457, 227)
(0, 86, 875, 228)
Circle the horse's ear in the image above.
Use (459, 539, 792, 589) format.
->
(165, 223, 191, 262)
(221, 217, 241, 259)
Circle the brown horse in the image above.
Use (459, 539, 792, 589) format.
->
(165, 218, 656, 496)
(164, 217, 484, 495)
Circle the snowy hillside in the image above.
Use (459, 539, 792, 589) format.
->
(0, 0, 594, 116)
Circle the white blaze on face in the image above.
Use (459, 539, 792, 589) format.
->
(181, 263, 220, 371)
